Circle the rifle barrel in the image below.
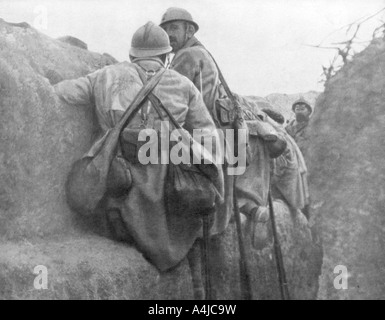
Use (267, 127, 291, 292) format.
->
(202, 214, 212, 300)
(233, 177, 253, 300)
(268, 190, 290, 300)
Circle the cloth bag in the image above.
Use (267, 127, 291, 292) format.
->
(148, 92, 220, 216)
(166, 162, 217, 216)
(65, 70, 166, 216)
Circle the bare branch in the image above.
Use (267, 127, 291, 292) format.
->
(307, 7, 385, 85)
(358, 7, 385, 25)
(372, 22, 385, 38)
(343, 6, 385, 34)
(312, 6, 385, 47)
(305, 44, 341, 50)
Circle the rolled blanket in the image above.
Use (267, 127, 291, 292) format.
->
(262, 108, 285, 124)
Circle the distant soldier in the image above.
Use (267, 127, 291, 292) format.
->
(286, 97, 313, 158)
(285, 97, 313, 218)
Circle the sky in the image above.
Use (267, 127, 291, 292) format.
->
(1, 0, 385, 96)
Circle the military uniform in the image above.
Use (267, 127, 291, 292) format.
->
(170, 36, 225, 118)
(169, 36, 234, 237)
(55, 58, 224, 271)
(286, 119, 309, 155)
(286, 97, 313, 158)
(272, 125, 310, 211)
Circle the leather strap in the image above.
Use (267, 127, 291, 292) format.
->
(136, 67, 182, 130)
(200, 45, 244, 122)
(114, 67, 166, 134)
(201, 45, 253, 300)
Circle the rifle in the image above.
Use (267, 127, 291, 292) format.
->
(233, 177, 253, 300)
(204, 47, 253, 300)
(268, 188, 290, 300)
(202, 213, 213, 300)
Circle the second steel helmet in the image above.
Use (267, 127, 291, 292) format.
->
(129, 21, 172, 58)
(292, 97, 313, 115)
(160, 7, 199, 32)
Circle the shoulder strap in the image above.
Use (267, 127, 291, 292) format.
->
(200, 49, 253, 298)
(199, 45, 244, 129)
(153, 97, 181, 130)
(114, 68, 166, 133)
(136, 67, 184, 130)
(199, 46, 237, 106)
(136, 66, 166, 121)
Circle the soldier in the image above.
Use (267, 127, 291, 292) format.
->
(160, 8, 236, 299)
(286, 97, 313, 158)
(159, 7, 272, 300)
(160, 7, 225, 119)
(54, 22, 224, 278)
(283, 97, 313, 219)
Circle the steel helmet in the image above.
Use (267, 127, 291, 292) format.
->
(129, 21, 172, 58)
(160, 7, 199, 32)
(292, 97, 313, 115)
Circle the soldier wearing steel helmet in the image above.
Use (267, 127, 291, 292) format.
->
(160, 7, 225, 118)
(160, 6, 233, 235)
(54, 22, 223, 274)
(286, 96, 313, 157)
(160, 7, 238, 300)
(284, 97, 313, 219)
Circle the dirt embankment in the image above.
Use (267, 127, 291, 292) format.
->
(308, 37, 385, 299)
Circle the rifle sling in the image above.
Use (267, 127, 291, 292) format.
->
(200, 46, 238, 108)
(200, 45, 253, 300)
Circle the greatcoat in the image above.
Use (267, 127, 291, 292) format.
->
(170, 36, 234, 235)
(55, 58, 224, 271)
